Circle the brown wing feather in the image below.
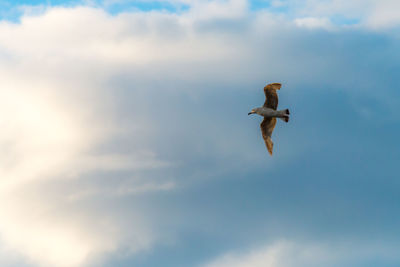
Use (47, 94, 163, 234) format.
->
(263, 83, 281, 110)
(260, 117, 277, 155)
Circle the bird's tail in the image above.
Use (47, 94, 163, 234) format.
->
(278, 109, 290, 123)
(279, 116, 289, 122)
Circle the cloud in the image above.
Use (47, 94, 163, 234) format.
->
(294, 17, 333, 29)
(0, 7, 178, 267)
(205, 241, 289, 267)
(0, 66, 164, 266)
(204, 239, 400, 267)
(366, 0, 400, 28)
(280, 0, 400, 28)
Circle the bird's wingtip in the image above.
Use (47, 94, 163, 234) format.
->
(266, 138, 273, 156)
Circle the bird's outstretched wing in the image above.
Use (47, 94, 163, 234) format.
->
(263, 83, 281, 110)
(260, 117, 277, 155)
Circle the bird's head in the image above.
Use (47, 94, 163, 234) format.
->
(248, 109, 256, 115)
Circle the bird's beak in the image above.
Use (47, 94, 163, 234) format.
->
(248, 112, 253, 115)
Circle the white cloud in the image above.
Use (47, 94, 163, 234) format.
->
(204, 239, 400, 267)
(205, 241, 288, 267)
(0, 7, 178, 267)
(294, 17, 333, 29)
(280, 0, 400, 29)
(0, 71, 164, 266)
(66, 181, 176, 201)
(186, 0, 248, 20)
(366, 0, 400, 28)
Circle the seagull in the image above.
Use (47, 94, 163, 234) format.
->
(248, 83, 290, 155)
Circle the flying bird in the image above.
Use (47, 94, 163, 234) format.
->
(248, 83, 290, 155)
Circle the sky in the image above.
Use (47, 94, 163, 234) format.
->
(0, 0, 400, 266)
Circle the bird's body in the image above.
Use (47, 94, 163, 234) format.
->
(248, 83, 290, 155)
(250, 106, 288, 119)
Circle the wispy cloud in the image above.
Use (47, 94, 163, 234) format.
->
(204, 239, 400, 267)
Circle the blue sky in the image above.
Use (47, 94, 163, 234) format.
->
(0, 0, 188, 21)
(0, 1, 399, 267)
